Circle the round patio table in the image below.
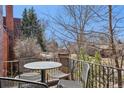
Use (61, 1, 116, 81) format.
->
(24, 61, 62, 83)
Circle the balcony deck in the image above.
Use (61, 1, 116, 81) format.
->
(1, 57, 124, 88)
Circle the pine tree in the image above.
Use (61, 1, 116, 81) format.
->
(21, 7, 46, 51)
(21, 8, 29, 37)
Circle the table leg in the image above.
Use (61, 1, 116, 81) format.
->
(41, 70, 46, 83)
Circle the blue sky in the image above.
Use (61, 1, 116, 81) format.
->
(3, 5, 60, 18)
(3, 5, 62, 40)
(2, 5, 124, 42)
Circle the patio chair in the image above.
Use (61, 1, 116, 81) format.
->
(15, 57, 41, 82)
(0, 77, 48, 88)
(47, 69, 71, 79)
(57, 63, 90, 88)
(46, 59, 80, 81)
(15, 72, 41, 82)
(47, 56, 71, 80)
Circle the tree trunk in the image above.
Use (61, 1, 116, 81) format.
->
(77, 34, 81, 60)
(108, 5, 122, 88)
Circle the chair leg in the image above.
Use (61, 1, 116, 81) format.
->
(57, 84, 63, 88)
(67, 75, 71, 80)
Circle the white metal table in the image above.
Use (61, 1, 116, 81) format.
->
(24, 61, 62, 83)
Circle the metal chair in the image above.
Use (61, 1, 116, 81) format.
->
(47, 69, 71, 79)
(15, 72, 41, 82)
(0, 77, 48, 88)
(57, 62, 90, 88)
(47, 58, 71, 80)
(15, 57, 41, 81)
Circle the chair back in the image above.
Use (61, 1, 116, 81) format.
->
(81, 63, 90, 88)
(0, 77, 48, 88)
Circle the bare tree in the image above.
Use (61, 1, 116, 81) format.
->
(91, 5, 124, 87)
(49, 5, 124, 87)
(108, 5, 123, 88)
(49, 5, 98, 58)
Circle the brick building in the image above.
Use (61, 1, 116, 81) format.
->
(3, 17, 21, 39)
(0, 5, 21, 76)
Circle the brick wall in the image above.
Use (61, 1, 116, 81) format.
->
(0, 6, 9, 76)
(6, 6, 14, 61)
(3, 17, 21, 39)
(0, 5, 16, 76)
(0, 6, 4, 76)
